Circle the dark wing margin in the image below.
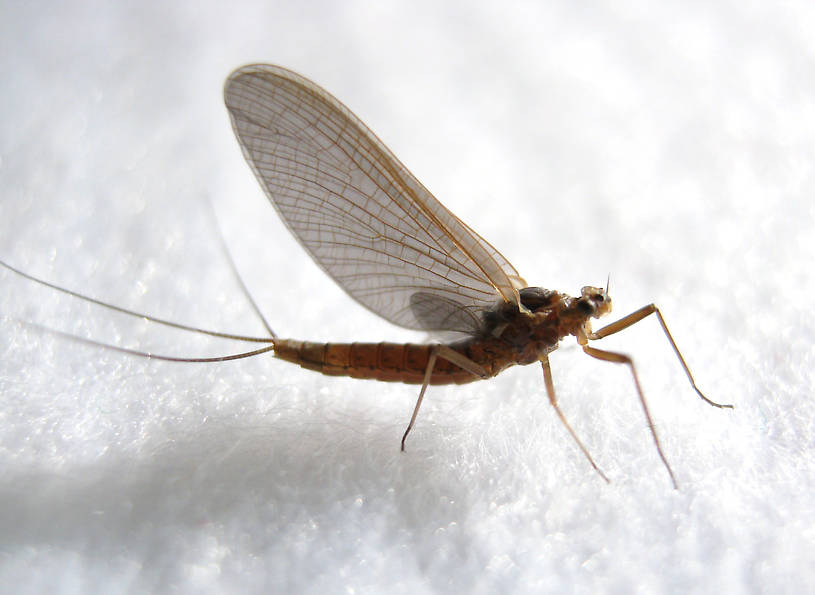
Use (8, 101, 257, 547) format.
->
(224, 64, 523, 332)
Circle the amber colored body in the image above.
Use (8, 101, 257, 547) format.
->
(0, 65, 730, 489)
(273, 288, 599, 385)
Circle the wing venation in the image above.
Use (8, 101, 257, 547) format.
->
(224, 64, 521, 332)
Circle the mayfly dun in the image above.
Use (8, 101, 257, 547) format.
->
(2, 64, 732, 488)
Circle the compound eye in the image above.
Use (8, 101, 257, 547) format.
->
(577, 299, 595, 314)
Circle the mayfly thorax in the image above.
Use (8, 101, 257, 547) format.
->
(1, 64, 733, 488)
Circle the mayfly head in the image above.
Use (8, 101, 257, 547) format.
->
(577, 286, 612, 319)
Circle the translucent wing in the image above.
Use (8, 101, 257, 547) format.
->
(224, 64, 524, 332)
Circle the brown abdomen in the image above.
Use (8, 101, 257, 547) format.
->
(272, 340, 481, 385)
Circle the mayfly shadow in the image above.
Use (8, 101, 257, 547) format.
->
(2, 64, 732, 488)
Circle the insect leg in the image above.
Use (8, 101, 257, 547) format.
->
(582, 345, 678, 489)
(400, 345, 488, 451)
(540, 355, 610, 483)
(590, 304, 732, 409)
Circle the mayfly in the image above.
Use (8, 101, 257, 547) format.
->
(2, 64, 732, 488)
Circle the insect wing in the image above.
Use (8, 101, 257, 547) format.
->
(224, 64, 522, 332)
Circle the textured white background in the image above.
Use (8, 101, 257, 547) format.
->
(1, 1, 813, 593)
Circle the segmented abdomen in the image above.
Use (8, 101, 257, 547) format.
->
(272, 339, 482, 385)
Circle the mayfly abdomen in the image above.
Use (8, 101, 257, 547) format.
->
(273, 339, 483, 385)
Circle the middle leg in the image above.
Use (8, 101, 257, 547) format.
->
(541, 354, 610, 483)
(583, 344, 678, 489)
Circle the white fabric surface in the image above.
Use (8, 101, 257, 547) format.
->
(1, 1, 813, 592)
